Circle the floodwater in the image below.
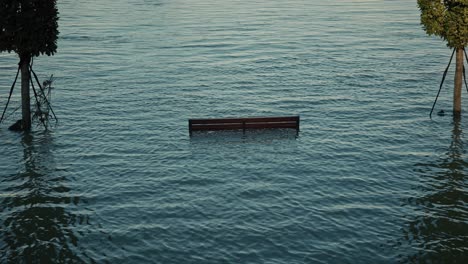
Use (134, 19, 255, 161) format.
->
(1, 0, 467, 263)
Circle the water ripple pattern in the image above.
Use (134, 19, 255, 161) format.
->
(0, 0, 467, 263)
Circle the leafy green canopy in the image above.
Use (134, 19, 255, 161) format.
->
(418, 0, 468, 48)
(0, 0, 59, 57)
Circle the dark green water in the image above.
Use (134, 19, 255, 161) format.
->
(0, 0, 467, 263)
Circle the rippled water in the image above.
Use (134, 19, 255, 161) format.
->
(1, 0, 467, 263)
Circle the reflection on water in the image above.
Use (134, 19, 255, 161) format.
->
(190, 128, 299, 145)
(0, 132, 89, 263)
(402, 118, 468, 262)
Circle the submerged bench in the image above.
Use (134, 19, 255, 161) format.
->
(189, 116, 300, 135)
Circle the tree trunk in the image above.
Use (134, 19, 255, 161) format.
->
(20, 55, 31, 130)
(453, 48, 464, 117)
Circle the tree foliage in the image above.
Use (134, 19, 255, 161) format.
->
(0, 0, 59, 57)
(418, 0, 468, 48)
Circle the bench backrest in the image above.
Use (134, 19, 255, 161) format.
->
(189, 116, 299, 134)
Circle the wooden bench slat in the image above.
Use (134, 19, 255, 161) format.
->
(245, 123, 298, 129)
(191, 124, 245, 131)
(190, 116, 299, 124)
(191, 122, 297, 130)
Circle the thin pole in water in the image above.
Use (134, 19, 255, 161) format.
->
(430, 49, 456, 118)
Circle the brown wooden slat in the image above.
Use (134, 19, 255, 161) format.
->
(190, 116, 299, 125)
(244, 122, 297, 129)
(191, 122, 297, 130)
(190, 123, 245, 131)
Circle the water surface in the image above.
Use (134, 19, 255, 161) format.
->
(1, 0, 467, 263)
